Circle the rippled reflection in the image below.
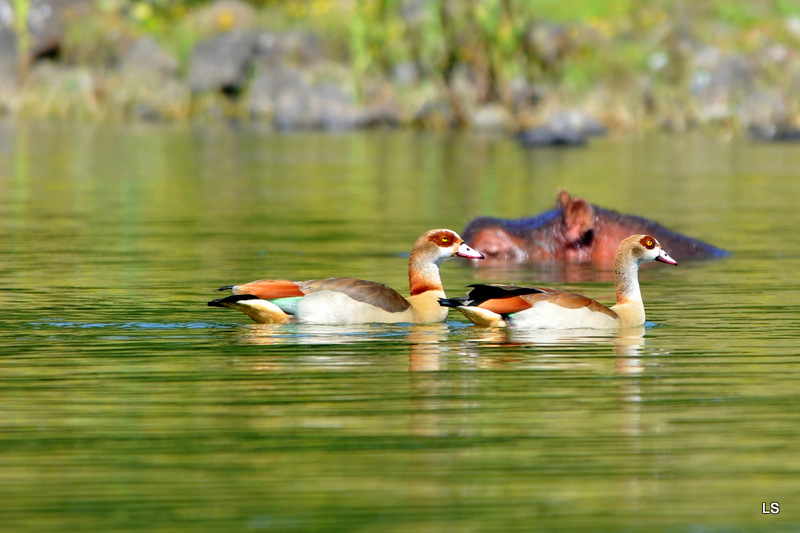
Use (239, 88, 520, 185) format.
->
(2, 125, 800, 531)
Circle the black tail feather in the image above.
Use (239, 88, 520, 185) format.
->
(439, 297, 469, 308)
(463, 284, 545, 304)
(207, 294, 259, 307)
(440, 284, 546, 308)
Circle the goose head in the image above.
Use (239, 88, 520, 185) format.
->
(619, 234, 678, 266)
(413, 229, 485, 264)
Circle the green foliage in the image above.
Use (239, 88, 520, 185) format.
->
(61, 11, 128, 67)
(9, 0, 800, 128)
(519, 0, 634, 22)
(712, 3, 763, 27)
(775, 0, 800, 17)
(12, 0, 31, 72)
(347, 0, 554, 104)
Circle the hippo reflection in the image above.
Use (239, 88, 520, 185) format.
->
(463, 190, 729, 267)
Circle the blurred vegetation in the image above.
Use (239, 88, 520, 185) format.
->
(8, 0, 800, 128)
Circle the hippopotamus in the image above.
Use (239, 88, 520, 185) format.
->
(463, 190, 729, 267)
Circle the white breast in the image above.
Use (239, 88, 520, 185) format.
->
(296, 291, 413, 324)
(509, 301, 619, 330)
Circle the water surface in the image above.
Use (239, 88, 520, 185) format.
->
(1, 123, 799, 531)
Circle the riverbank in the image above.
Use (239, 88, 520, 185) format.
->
(2, 0, 800, 140)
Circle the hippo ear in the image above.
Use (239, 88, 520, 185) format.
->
(562, 197, 595, 243)
(556, 189, 572, 208)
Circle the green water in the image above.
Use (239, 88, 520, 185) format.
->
(1, 122, 799, 531)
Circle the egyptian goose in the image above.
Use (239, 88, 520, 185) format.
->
(440, 234, 677, 329)
(208, 229, 484, 324)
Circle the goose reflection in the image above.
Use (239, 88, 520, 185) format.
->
(406, 324, 449, 371)
(456, 323, 644, 350)
(614, 325, 646, 375)
(219, 322, 449, 372)
(451, 322, 647, 371)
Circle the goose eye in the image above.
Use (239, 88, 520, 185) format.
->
(440, 236, 450, 244)
(639, 236, 656, 249)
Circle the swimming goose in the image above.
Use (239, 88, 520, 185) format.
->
(208, 229, 484, 324)
(440, 234, 677, 329)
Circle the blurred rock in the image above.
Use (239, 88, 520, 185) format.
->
(0, 0, 91, 80)
(740, 91, 789, 129)
(392, 61, 418, 86)
(747, 123, 800, 142)
(359, 102, 401, 128)
(471, 103, 515, 132)
(122, 37, 179, 78)
(516, 126, 585, 147)
(274, 30, 326, 67)
(250, 64, 366, 130)
(516, 109, 605, 148)
(187, 30, 255, 95)
(413, 100, 457, 130)
(509, 77, 542, 111)
(249, 63, 297, 117)
(550, 109, 607, 136)
(0, 25, 15, 89)
(253, 31, 283, 67)
(743, 92, 800, 141)
(691, 50, 754, 122)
